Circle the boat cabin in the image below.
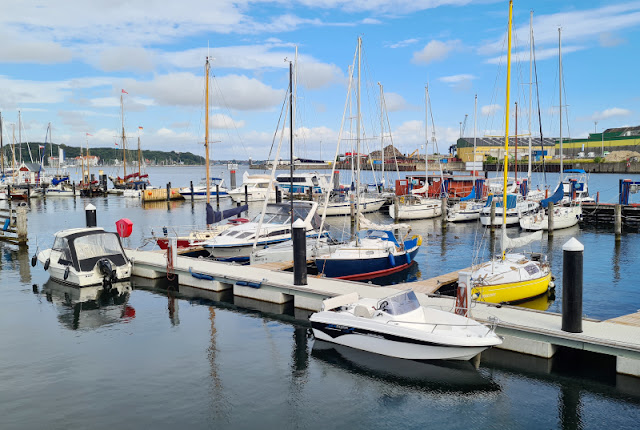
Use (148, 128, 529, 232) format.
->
(51, 228, 129, 272)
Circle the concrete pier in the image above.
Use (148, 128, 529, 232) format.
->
(126, 248, 640, 378)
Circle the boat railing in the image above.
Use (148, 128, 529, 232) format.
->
(387, 318, 499, 336)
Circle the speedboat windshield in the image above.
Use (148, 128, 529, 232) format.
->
(71, 232, 127, 271)
(251, 204, 313, 225)
(378, 290, 420, 315)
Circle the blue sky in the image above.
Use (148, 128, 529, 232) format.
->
(1, 0, 639, 160)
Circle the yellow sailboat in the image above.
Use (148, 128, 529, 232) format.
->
(471, 0, 551, 304)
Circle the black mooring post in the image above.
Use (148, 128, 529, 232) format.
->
(276, 187, 282, 203)
(292, 218, 307, 286)
(166, 182, 171, 201)
(85, 203, 97, 227)
(562, 237, 584, 333)
(216, 184, 220, 208)
(189, 180, 194, 203)
(244, 184, 249, 203)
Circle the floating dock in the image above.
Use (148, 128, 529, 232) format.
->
(126, 248, 640, 378)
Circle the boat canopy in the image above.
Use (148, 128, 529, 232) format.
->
(460, 185, 476, 201)
(357, 229, 399, 247)
(207, 203, 249, 224)
(52, 230, 128, 272)
(51, 176, 70, 186)
(484, 194, 517, 209)
(540, 184, 564, 208)
(377, 290, 420, 315)
(564, 169, 586, 174)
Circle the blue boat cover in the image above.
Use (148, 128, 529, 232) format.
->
(460, 184, 476, 201)
(540, 184, 563, 208)
(564, 169, 586, 174)
(485, 194, 517, 209)
(51, 176, 70, 186)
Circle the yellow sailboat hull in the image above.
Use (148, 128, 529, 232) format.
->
(473, 273, 551, 304)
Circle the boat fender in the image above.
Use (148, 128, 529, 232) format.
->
(44, 259, 50, 271)
(31, 254, 37, 267)
(406, 252, 412, 265)
(2, 218, 9, 231)
(64, 266, 70, 280)
(387, 253, 396, 267)
(236, 280, 262, 289)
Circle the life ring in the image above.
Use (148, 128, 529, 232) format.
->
(399, 196, 405, 204)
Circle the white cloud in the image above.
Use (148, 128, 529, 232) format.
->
(412, 40, 460, 65)
(485, 45, 585, 64)
(591, 108, 631, 121)
(0, 29, 72, 64)
(98, 46, 155, 72)
(211, 114, 245, 129)
(382, 92, 412, 112)
(361, 18, 382, 25)
(599, 32, 626, 47)
(438, 74, 476, 90)
(388, 38, 419, 49)
(297, 62, 345, 89)
(481, 104, 501, 116)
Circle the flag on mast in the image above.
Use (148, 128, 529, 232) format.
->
(122, 89, 128, 94)
(86, 133, 93, 136)
(138, 126, 143, 130)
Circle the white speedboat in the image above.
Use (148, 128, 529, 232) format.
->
(36, 227, 132, 287)
(275, 172, 330, 196)
(179, 177, 230, 200)
(316, 192, 386, 216)
(202, 201, 320, 261)
(479, 194, 538, 226)
(446, 201, 484, 222)
(388, 194, 442, 220)
(310, 290, 502, 360)
(228, 173, 276, 203)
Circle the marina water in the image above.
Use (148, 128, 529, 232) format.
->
(1, 166, 639, 429)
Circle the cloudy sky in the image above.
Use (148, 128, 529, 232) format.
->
(1, 0, 638, 160)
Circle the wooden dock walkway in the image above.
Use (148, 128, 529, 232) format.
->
(607, 311, 640, 327)
(389, 267, 467, 294)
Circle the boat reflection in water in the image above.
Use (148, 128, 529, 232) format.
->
(312, 340, 500, 395)
(40, 279, 135, 330)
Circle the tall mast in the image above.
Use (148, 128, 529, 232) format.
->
(558, 27, 563, 178)
(86, 134, 91, 186)
(121, 94, 127, 179)
(12, 124, 16, 178)
(138, 134, 142, 179)
(0, 112, 4, 176)
(473, 94, 477, 177)
(515, 102, 518, 183)
(425, 85, 429, 180)
(528, 10, 533, 183)
(289, 60, 294, 231)
(205, 56, 211, 204)
(379, 82, 384, 187)
(18, 110, 22, 165)
(502, 0, 513, 260)
(356, 36, 362, 238)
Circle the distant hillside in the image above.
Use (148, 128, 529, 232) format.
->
(0, 142, 205, 166)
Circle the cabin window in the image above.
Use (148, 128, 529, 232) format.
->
(236, 232, 252, 239)
(524, 264, 540, 276)
(267, 229, 289, 237)
(257, 183, 269, 188)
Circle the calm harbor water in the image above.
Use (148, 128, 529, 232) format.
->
(1, 166, 639, 429)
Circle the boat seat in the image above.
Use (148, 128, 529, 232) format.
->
(354, 305, 373, 318)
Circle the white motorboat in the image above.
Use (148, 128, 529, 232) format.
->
(388, 194, 442, 220)
(479, 194, 538, 226)
(179, 177, 230, 200)
(228, 173, 276, 202)
(310, 290, 502, 360)
(202, 201, 320, 261)
(316, 192, 386, 216)
(519, 205, 581, 231)
(275, 172, 330, 196)
(249, 235, 342, 265)
(447, 201, 484, 222)
(36, 227, 132, 287)
(561, 169, 595, 204)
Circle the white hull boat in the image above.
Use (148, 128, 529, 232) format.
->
(310, 290, 502, 360)
(446, 201, 484, 222)
(388, 195, 442, 220)
(36, 227, 132, 287)
(317, 195, 386, 216)
(479, 194, 539, 227)
(228, 173, 276, 202)
(519, 205, 582, 231)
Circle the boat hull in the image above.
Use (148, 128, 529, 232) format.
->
(519, 207, 582, 231)
(473, 272, 552, 304)
(316, 247, 419, 279)
(317, 198, 386, 216)
(388, 203, 442, 220)
(310, 321, 490, 361)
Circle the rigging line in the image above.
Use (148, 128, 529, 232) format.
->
(266, 89, 289, 162)
(210, 74, 251, 160)
(381, 90, 402, 179)
(532, 32, 548, 186)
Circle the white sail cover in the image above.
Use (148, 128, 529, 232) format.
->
(358, 213, 411, 231)
(501, 229, 542, 250)
(410, 184, 429, 195)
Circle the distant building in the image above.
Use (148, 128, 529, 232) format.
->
(73, 155, 99, 166)
(561, 126, 640, 157)
(455, 137, 557, 162)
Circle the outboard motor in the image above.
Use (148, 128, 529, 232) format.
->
(97, 258, 117, 286)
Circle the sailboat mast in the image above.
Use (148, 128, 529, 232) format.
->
(18, 110, 22, 165)
(138, 135, 142, 179)
(558, 27, 563, 178)
(205, 56, 211, 204)
(356, 37, 362, 237)
(502, 0, 513, 260)
(528, 10, 533, 183)
(121, 94, 127, 179)
(379, 83, 384, 187)
(289, 60, 294, 231)
(0, 112, 4, 176)
(473, 94, 477, 177)
(425, 85, 429, 181)
(515, 102, 518, 183)
(12, 124, 16, 179)
(86, 134, 91, 186)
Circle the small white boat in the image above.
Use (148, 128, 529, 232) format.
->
(316, 192, 386, 216)
(310, 290, 502, 360)
(479, 194, 539, 226)
(36, 227, 132, 287)
(202, 201, 320, 261)
(519, 205, 581, 231)
(228, 173, 276, 203)
(388, 195, 442, 220)
(179, 177, 230, 200)
(275, 172, 330, 196)
(447, 201, 484, 222)
(561, 169, 595, 204)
